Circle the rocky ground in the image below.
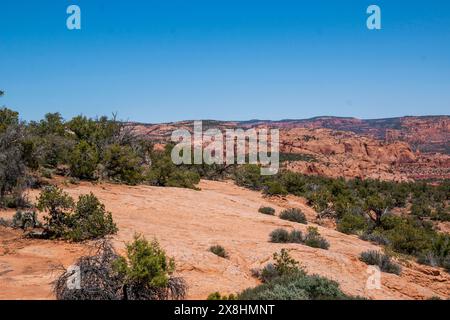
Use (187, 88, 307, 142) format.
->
(1, 180, 449, 300)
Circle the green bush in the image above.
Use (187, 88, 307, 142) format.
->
(66, 193, 117, 241)
(263, 181, 288, 196)
(273, 249, 302, 276)
(270, 228, 290, 243)
(279, 208, 307, 224)
(239, 272, 352, 300)
(37, 185, 75, 238)
(258, 206, 275, 215)
(256, 249, 305, 283)
(113, 234, 183, 298)
(359, 250, 402, 275)
(36, 186, 117, 241)
(207, 292, 236, 300)
(69, 140, 99, 180)
(166, 170, 200, 189)
(269, 228, 303, 244)
(379, 215, 432, 256)
(258, 263, 279, 283)
(337, 213, 368, 235)
(303, 227, 330, 250)
(359, 232, 390, 246)
(234, 165, 264, 190)
(146, 148, 200, 189)
(209, 245, 228, 258)
(55, 238, 186, 300)
(103, 144, 143, 185)
(418, 235, 450, 271)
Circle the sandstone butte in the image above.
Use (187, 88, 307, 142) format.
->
(1, 180, 449, 300)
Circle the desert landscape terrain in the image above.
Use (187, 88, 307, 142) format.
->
(1, 179, 449, 300)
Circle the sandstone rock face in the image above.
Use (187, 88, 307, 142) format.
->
(247, 115, 450, 155)
(130, 116, 449, 181)
(279, 128, 417, 181)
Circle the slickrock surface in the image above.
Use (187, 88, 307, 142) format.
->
(1, 180, 449, 300)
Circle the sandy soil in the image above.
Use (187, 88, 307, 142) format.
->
(0, 180, 449, 300)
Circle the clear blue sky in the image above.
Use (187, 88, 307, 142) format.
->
(1, 0, 449, 123)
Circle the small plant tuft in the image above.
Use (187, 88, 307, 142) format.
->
(303, 227, 330, 250)
(279, 208, 307, 224)
(258, 206, 275, 215)
(209, 245, 228, 258)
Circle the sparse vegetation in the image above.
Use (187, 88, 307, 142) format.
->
(241, 249, 356, 300)
(279, 208, 307, 224)
(209, 245, 228, 258)
(232, 165, 450, 271)
(207, 292, 236, 300)
(263, 181, 287, 196)
(258, 206, 275, 215)
(303, 227, 330, 250)
(269, 227, 329, 250)
(337, 213, 368, 235)
(359, 250, 402, 275)
(279, 153, 317, 163)
(270, 228, 303, 244)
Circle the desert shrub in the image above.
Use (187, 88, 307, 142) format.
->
(66, 193, 117, 241)
(11, 211, 41, 230)
(411, 199, 432, 218)
(273, 249, 303, 276)
(359, 232, 390, 246)
(303, 227, 330, 250)
(379, 215, 433, 256)
(36, 186, 117, 241)
(55, 238, 186, 300)
(166, 170, 200, 189)
(36, 185, 75, 238)
(279, 208, 307, 224)
(0, 107, 19, 133)
(254, 249, 305, 283)
(288, 230, 304, 243)
(280, 171, 307, 196)
(337, 213, 368, 235)
(258, 263, 279, 283)
(269, 228, 303, 244)
(54, 240, 124, 300)
(270, 228, 290, 243)
(69, 140, 99, 179)
(207, 292, 236, 300)
(258, 206, 275, 215)
(239, 272, 352, 300)
(146, 148, 200, 189)
(234, 164, 264, 190)
(263, 181, 288, 196)
(418, 235, 450, 271)
(0, 124, 27, 208)
(114, 234, 187, 300)
(209, 245, 228, 258)
(359, 250, 402, 275)
(103, 144, 143, 185)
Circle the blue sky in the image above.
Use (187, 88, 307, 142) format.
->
(1, 0, 449, 123)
